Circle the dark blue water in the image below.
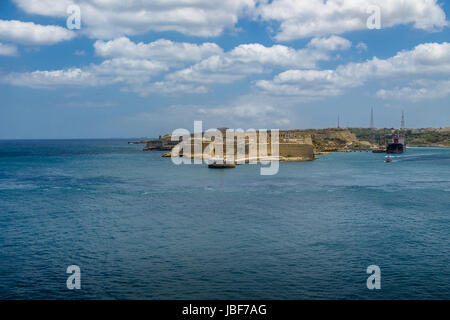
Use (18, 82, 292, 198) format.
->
(0, 140, 449, 299)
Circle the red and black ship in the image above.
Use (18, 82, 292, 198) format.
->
(386, 134, 406, 154)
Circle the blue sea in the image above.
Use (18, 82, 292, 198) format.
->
(0, 139, 449, 299)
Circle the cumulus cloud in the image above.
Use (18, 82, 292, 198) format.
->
(0, 34, 355, 95)
(166, 36, 352, 84)
(307, 35, 352, 51)
(256, 42, 450, 99)
(13, 0, 73, 16)
(166, 54, 266, 84)
(0, 42, 18, 56)
(13, 0, 257, 39)
(0, 35, 227, 91)
(94, 37, 223, 62)
(0, 36, 225, 93)
(228, 43, 326, 68)
(256, 0, 447, 41)
(9, 0, 448, 44)
(1, 58, 167, 88)
(4, 36, 450, 102)
(0, 19, 75, 45)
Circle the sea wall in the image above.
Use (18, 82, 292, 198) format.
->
(279, 143, 315, 161)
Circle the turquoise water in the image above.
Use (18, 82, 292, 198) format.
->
(0, 140, 449, 299)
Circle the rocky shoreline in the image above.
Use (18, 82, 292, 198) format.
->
(129, 127, 450, 162)
(129, 128, 379, 162)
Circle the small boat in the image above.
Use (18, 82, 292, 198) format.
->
(208, 160, 236, 169)
(384, 156, 393, 163)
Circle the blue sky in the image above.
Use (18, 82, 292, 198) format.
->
(0, 0, 449, 139)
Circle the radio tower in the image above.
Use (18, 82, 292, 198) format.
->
(401, 110, 406, 130)
(370, 107, 374, 129)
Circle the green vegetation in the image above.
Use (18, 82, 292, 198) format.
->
(348, 127, 450, 147)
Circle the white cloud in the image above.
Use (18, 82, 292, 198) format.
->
(9, 0, 448, 43)
(1, 58, 167, 88)
(0, 35, 354, 96)
(377, 79, 450, 101)
(0, 42, 18, 56)
(4, 35, 449, 103)
(94, 37, 223, 62)
(13, 0, 73, 16)
(2, 68, 97, 88)
(166, 36, 352, 84)
(0, 19, 75, 45)
(0, 36, 227, 93)
(0, 36, 226, 93)
(13, 0, 257, 39)
(256, 0, 447, 41)
(307, 35, 352, 51)
(228, 42, 326, 68)
(91, 37, 225, 93)
(91, 58, 169, 84)
(166, 54, 266, 84)
(256, 42, 450, 99)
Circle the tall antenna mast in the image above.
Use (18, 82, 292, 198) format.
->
(401, 110, 406, 130)
(338, 115, 340, 128)
(370, 107, 374, 129)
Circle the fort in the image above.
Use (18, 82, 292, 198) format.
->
(131, 127, 380, 163)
